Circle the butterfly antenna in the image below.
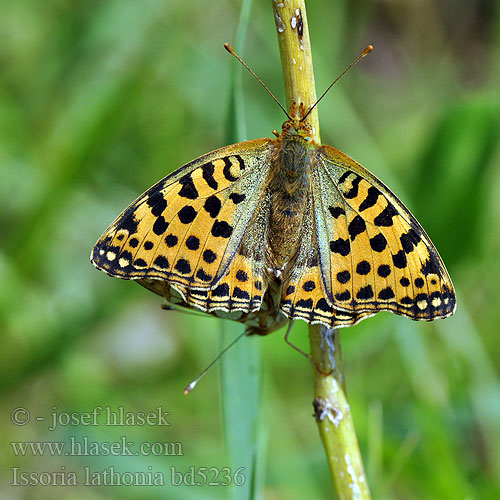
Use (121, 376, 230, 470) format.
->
(224, 43, 291, 120)
(301, 45, 373, 123)
(183, 329, 248, 395)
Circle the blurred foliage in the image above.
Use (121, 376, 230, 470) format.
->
(1, 0, 499, 499)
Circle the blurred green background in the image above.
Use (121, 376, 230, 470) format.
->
(1, 0, 499, 499)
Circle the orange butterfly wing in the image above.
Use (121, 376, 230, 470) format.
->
(279, 145, 456, 328)
(92, 139, 274, 314)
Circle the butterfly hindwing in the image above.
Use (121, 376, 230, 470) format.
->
(280, 235, 361, 327)
(276, 196, 342, 326)
(305, 145, 456, 325)
(92, 139, 273, 313)
(140, 214, 270, 314)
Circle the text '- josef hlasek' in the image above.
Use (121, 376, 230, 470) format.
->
(11, 406, 171, 430)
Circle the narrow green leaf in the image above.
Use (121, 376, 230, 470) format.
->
(220, 1, 261, 500)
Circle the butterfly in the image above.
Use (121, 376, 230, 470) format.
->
(91, 52, 456, 335)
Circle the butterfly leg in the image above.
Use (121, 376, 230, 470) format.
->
(284, 320, 312, 361)
(284, 320, 329, 374)
(284, 321, 334, 376)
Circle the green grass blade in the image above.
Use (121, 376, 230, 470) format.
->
(220, 1, 261, 499)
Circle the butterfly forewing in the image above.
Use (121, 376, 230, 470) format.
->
(92, 139, 273, 313)
(305, 145, 456, 326)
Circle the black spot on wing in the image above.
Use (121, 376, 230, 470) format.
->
(165, 234, 178, 247)
(337, 270, 351, 284)
(369, 233, 387, 252)
(296, 298, 313, 309)
(236, 270, 248, 282)
(118, 211, 139, 234)
(316, 298, 333, 313)
(392, 250, 407, 269)
(212, 283, 229, 297)
(330, 238, 350, 256)
(336, 290, 351, 301)
(202, 162, 218, 190)
(344, 175, 362, 199)
(178, 206, 197, 224)
(153, 216, 169, 235)
(415, 277, 425, 288)
(302, 280, 316, 292)
(204, 196, 221, 218)
(400, 232, 415, 254)
(211, 220, 233, 238)
(223, 157, 239, 182)
(408, 228, 422, 244)
(421, 256, 440, 276)
(178, 173, 199, 199)
(233, 287, 250, 300)
(329, 206, 345, 218)
(147, 192, 167, 217)
(374, 202, 398, 227)
(356, 261, 370, 275)
(229, 193, 246, 204)
(196, 268, 213, 282)
(154, 255, 170, 269)
(400, 277, 410, 287)
(357, 285, 374, 300)
(348, 215, 366, 241)
(378, 287, 395, 300)
(185, 236, 200, 250)
(377, 264, 391, 277)
(174, 259, 191, 274)
(203, 249, 217, 263)
(359, 186, 381, 211)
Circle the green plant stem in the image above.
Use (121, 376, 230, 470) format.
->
(272, 0, 319, 136)
(272, 1, 371, 498)
(309, 326, 371, 498)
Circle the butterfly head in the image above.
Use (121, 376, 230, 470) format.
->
(278, 101, 315, 143)
(280, 117, 314, 144)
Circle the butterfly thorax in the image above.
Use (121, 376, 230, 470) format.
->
(267, 120, 315, 275)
